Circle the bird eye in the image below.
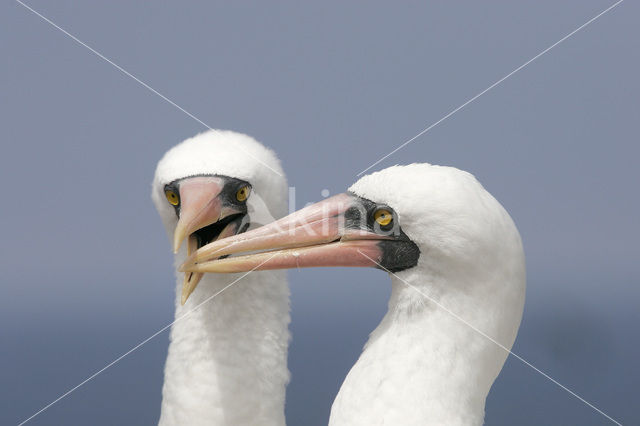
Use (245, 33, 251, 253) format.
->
(165, 189, 180, 206)
(374, 209, 393, 227)
(236, 186, 250, 202)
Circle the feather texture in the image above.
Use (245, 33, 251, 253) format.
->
(152, 130, 290, 426)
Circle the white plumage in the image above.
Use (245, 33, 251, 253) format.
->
(151, 130, 290, 426)
(330, 164, 526, 425)
(184, 162, 526, 425)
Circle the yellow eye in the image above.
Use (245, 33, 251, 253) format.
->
(374, 209, 393, 227)
(165, 189, 180, 206)
(236, 186, 250, 202)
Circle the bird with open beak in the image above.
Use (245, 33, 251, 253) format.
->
(152, 129, 291, 426)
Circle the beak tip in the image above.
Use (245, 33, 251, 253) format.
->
(173, 228, 186, 254)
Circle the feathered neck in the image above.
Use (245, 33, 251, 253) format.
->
(158, 261, 290, 426)
(329, 269, 523, 426)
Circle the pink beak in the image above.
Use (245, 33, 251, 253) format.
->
(173, 176, 247, 304)
(180, 193, 394, 274)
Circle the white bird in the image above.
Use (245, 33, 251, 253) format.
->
(185, 163, 526, 426)
(151, 130, 290, 426)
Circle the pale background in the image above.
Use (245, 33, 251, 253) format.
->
(1, 1, 638, 425)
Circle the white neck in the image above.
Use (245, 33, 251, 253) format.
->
(159, 258, 290, 426)
(329, 270, 524, 426)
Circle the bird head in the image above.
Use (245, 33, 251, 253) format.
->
(152, 129, 287, 304)
(347, 164, 525, 289)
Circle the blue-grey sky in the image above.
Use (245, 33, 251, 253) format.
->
(1, 1, 638, 424)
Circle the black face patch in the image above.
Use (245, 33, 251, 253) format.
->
(344, 196, 398, 236)
(345, 192, 420, 273)
(378, 238, 420, 273)
(164, 175, 251, 219)
(165, 174, 252, 248)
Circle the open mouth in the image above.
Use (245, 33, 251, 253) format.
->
(181, 213, 248, 304)
(191, 213, 247, 251)
(168, 174, 254, 305)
